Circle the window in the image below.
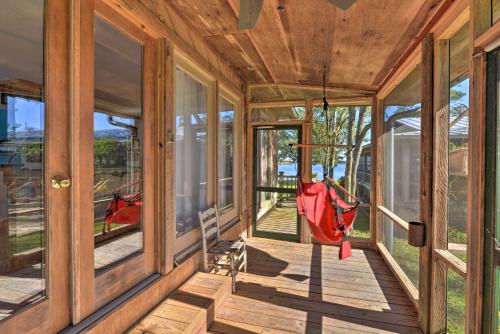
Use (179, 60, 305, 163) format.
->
(311, 105, 372, 239)
(382, 64, 422, 293)
(0, 0, 45, 319)
(175, 67, 208, 236)
(93, 15, 144, 271)
(447, 23, 469, 262)
(251, 106, 305, 122)
(218, 96, 235, 213)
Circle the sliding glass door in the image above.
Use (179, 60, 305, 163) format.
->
(0, 0, 71, 332)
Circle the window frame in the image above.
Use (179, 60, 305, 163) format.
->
(70, 0, 159, 320)
(376, 50, 423, 310)
(430, 12, 471, 333)
(173, 51, 242, 254)
(217, 86, 241, 225)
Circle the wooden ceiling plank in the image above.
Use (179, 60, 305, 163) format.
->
(102, 0, 244, 93)
(165, 0, 241, 36)
(231, 33, 275, 82)
(238, 0, 299, 83)
(204, 34, 265, 82)
(280, 0, 337, 84)
(373, 0, 444, 86)
(330, 0, 432, 89)
(226, 0, 278, 84)
(164, 0, 446, 91)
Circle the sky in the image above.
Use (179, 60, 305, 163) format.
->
(4, 96, 134, 133)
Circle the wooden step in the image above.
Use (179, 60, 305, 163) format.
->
(128, 272, 232, 334)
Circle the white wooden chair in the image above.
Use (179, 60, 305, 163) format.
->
(198, 205, 246, 292)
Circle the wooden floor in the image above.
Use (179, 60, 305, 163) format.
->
(256, 206, 297, 235)
(210, 238, 422, 334)
(94, 231, 142, 270)
(0, 264, 44, 320)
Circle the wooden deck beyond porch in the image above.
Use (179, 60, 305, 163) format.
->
(210, 238, 421, 334)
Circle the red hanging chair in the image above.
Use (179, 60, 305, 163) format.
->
(296, 180, 358, 259)
(103, 192, 143, 234)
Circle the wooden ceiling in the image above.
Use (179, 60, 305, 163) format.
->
(165, 0, 443, 92)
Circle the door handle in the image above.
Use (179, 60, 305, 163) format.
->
(51, 177, 71, 189)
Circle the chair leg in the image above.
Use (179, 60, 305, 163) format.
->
(243, 244, 247, 273)
(229, 253, 236, 293)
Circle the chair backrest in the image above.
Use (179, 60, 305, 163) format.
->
(198, 205, 221, 272)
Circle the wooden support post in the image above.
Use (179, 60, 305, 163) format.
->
(419, 33, 434, 333)
(165, 42, 175, 273)
(70, 0, 96, 323)
(300, 99, 313, 244)
(465, 51, 487, 334)
(465, 2, 491, 331)
(375, 98, 384, 244)
(370, 97, 378, 248)
(245, 88, 253, 239)
(241, 86, 249, 238)
(430, 38, 450, 334)
(155, 38, 174, 274)
(473, 0, 492, 39)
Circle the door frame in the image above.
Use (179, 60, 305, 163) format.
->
(251, 125, 302, 242)
(482, 47, 500, 334)
(70, 0, 159, 322)
(0, 0, 71, 332)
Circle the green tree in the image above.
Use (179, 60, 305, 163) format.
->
(94, 138, 127, 167)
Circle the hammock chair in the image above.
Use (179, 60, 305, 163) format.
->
(296, 179, 358, 259)
(103, 192, 143, 234)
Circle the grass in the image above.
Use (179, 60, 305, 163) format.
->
(9, 231, 44, 254)
(351, 205, 370, 239)
(8, 220, 119, 255)
(447, 269, 466, 334)
(385, 229, 466, 333)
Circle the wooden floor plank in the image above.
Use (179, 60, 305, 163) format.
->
(210, 238, 422, 334)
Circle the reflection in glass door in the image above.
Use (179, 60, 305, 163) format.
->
(93, 15, 144, 272)
(252, 126, 301, 241)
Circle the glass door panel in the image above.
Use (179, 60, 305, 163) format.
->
(93, 15, 144, 272)
(0, 0, 70, 331)
(253, 126, 301, 241)
(88, 5, 156, 312)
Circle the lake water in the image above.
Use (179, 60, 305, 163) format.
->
(278, 163, 346, 180)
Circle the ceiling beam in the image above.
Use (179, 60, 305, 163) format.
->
(247, 82, 377, 96)
(248, 99, 306, 109)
